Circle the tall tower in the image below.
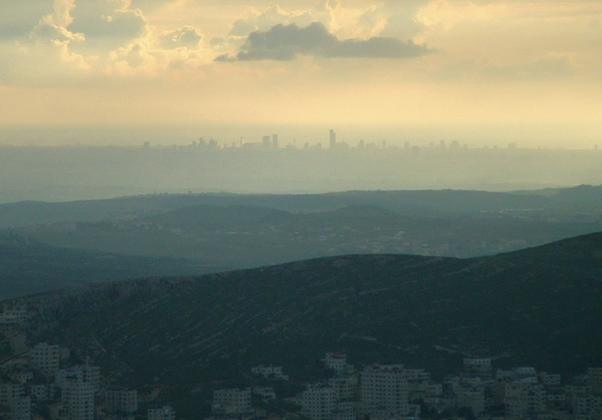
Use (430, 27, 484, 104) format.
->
(329, 129, 336, 149)
(263, 135, 271, 149)
(272, 134, 279, 149)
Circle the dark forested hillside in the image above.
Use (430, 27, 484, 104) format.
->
(0, 234, 219, 299)
(17, 232, 602, 389)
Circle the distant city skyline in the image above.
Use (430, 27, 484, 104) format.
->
(1, 0, 601, 148)
(1, 123, 601, 149)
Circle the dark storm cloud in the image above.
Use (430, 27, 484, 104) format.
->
(215, 22, 432, 62)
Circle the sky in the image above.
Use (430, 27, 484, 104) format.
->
(1, 0, 602, 146)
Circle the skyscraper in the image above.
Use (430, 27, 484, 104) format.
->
(263, 135, 271, 149)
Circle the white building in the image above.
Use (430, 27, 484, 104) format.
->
(333, 401, 356, 420)
(463, 358, 492, 376)
(30, 384, 53, 402)
(0, 383, 25, 404)
(8, 372, 33, 385)
(496, 367, 539, 384)
(148, 406, 176, 420)
(301, 385, 336, 420)
(588, 368, 602, 394)
(328, 377, 357, 401)
(504, 383, 547, 420)
(455, 383, 485, 416)
(105, 388, 138, 415)
(61, 377, 95, 420)
(251, 365, 289, 381)
(212, 388, 252, 415)
(28, 343, 60, 376)
(0, 306, 28, 325)
(7, 395, 31, 420)
(252, 387, 276, 402)
(0, 382, 30, 420)
(56, 366, 101, 394)
(360, 365, 409, 416)
(539, 372, 562, 387)
(574, 396, 602, 417)
(324, 353, 352, 377)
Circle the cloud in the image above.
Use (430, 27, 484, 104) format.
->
(216, 22, 432, 61)
(379, 0, 429, 40)
(67, 0, 148, 49)
(0, 0, 55, 40)
(109, 41, 158, 74)
(230, 18, 258, 37)
(228, 1, 337, 37)
(158, 26, 203, 49)
(27, 0, 84, 44)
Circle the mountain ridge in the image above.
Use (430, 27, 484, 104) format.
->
(3, 185, 597, 229)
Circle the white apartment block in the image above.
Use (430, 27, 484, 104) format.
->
(588, 368, 602, 394)
(301, 385, 336, 420)
(545, 390, 567, 411)
(0, 382, 30, 420)
(566, 385, 592, 397)
(105, 388, 138, 414)
(424, 382, 443, 397)
(56, 366, 101, 394)
(212, 388, 252, 415)
(61, 377, 95, 420)
(324, 353, 353, 377)
(574, 396, 602, 417)
(9, 372, 33, 384)
(455, 383, 485, 415)
(7, 395, 31, 420)
(0, 383, 25, 404)
(333, 401, 356, 420)
(30, 384, 53, 402)
(148, 405, 176, 420)
(0, 306, 28, 325)
(328, 377, 357, 401)
(28, 343, 60, 376)
(250, 365, 289, 381)
(505, 383, 547, 420)
(251, 387, 276, 401)
(463, 358, 492, 375)
(496, 367, 539, 384)
(539, 372, 562, 387)
(360, 365, 409, 416)
(403, 368, 431, 382)
(567, 384, 593, 410)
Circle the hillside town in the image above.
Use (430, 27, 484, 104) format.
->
(2, 304, 602, 420)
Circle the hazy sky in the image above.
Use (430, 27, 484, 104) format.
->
(1, 0, 602, 145)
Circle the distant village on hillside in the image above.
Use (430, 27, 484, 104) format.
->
(2, 304, 602, 420)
